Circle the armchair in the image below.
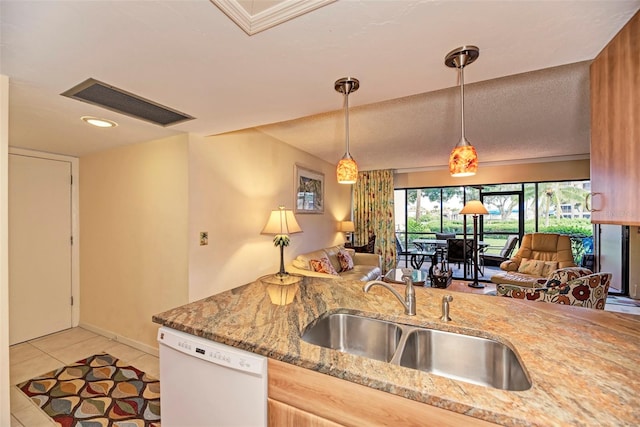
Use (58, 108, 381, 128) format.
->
(349, 234, 376, 253)
(497, 267, 611, 310)
(491, 233, 577, 287)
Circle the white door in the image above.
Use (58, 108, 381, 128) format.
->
(9, 154, 72, 345)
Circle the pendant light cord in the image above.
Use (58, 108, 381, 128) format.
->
(459, 58, 466, 142)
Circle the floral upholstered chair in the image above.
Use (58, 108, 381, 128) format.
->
(496, 267, 611, 310)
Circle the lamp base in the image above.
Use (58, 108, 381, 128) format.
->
(467, 282, 485, 289)
(261, 274, 302, 306)
(262, 273, 302, 286)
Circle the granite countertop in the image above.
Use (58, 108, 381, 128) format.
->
(153, 276, 640, 426)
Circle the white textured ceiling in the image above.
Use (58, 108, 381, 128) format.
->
(1, 1, 638, 171)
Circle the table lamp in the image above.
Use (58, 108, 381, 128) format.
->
(460, 200, 488, 288)
(338, 220, 355, 244)
(261, 206, 302, 278)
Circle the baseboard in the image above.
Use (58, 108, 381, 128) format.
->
(79, 322, 159, 357)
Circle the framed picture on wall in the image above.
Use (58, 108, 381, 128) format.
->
(294, 164, 324, 214)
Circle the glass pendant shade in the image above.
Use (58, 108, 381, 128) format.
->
(449, 140, 478, 177)
(337, 154, 358, 184)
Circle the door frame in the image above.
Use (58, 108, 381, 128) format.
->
(478, 188, 525, 245)
(594, 224, 629, 296)
(9, 147, 79, 329)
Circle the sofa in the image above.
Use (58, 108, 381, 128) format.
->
(286, 245, 382, 281)
(497, 267, 611, 310)
(490, 233, 577, 287)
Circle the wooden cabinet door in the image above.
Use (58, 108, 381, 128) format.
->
(590, 12, 640, 225)
(268, 399, 344, 427)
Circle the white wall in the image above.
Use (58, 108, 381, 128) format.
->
(0, 74, 11, 427)
(187, 130, 351, 301)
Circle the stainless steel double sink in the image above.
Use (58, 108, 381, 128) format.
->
(301, 311, 531, 391)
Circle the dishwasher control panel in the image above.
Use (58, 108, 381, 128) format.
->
(158, 327, 266, 376)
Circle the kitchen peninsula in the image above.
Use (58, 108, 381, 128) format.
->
(153, 276, 640, 426)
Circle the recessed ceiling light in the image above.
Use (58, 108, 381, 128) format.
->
(81, 116, 118, 128)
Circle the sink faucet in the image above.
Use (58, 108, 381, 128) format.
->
(364, 274, 416, 316)
(440, 294, 453, 322)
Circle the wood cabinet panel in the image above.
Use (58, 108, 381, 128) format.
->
(590, 11, 640, 225)
(269, 399, 344, 427)
(268, 359, 498, 427)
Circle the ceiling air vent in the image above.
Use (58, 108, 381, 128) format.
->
(61, 78, 194, 127)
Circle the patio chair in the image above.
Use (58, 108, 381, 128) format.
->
(395, 234, 414, 257)
(445, 238, 474, 275)
(396, 235, 431, 269)
(481, 236, 519, 267)
(435, 233, 456, 261)
(435, 232, 456, 241)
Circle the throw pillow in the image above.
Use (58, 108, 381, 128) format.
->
(337, 250, 354, 272)
(518, 258, 532, 273)
(518, 258, 546, 276)
(542, 261, 559, 277)
(310, 257, 339, 275)
(528, 260, 546, 276)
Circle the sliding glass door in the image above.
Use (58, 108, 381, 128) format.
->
(394, 179, 599, 285)
(479, 186, 524, 261)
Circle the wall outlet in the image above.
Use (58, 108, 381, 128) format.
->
(632, 284, 639, 299)
(199, 232, 208, 246)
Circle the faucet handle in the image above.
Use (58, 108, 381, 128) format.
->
(440, 294, 453, 322)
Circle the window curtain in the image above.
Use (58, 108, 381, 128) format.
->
(353, 169, 395, 272)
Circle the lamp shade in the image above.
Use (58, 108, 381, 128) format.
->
(261, 206, 302, 235)
(449, 143, 478, 177)
(337, 156, 358, 184)
(338, 221, 355, 232)
(460, 200, 488, 215)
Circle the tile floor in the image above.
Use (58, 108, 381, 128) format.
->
(603, 298, 640, 315)
(9, 327, 159, 427)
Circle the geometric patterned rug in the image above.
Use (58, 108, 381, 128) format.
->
(16, 353, 161, 427)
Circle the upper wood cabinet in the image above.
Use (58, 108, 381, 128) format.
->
(590, 11, 640, 226)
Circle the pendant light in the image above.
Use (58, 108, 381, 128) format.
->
(335, 77, 359, 184)
(445, 46, 480, 177)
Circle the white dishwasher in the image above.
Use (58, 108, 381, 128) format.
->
(157, 326, 267, 427)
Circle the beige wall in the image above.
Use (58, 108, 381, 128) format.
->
(80, 134, 190, 349)
(395, 158, 590, 188)
(79, 130, 352, 347)
(187, 130, 351, 301)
